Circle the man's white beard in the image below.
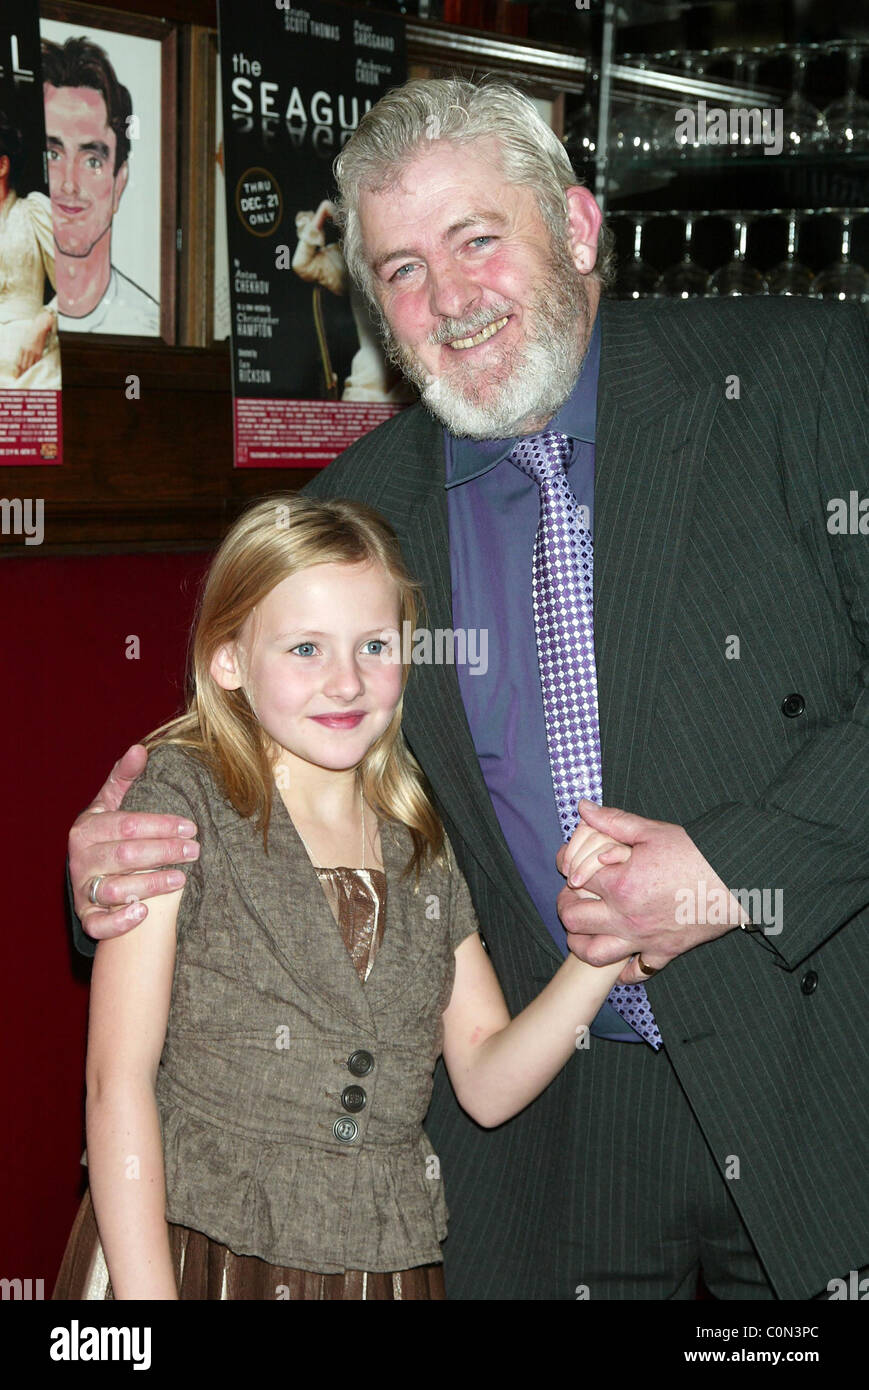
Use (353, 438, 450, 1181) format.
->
(378, 236, 593, 440)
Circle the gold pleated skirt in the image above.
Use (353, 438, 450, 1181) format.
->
(51, 1186, 446, 1301)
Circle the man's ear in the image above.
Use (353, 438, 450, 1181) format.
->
(0, 153, 9, 184)
(565, 185, 603, 276)
(211, 642, 245, 690)
(111, 159, 129, 215)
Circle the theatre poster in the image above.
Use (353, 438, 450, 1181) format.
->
(218, 0, 408, 468)
(0, 7, 63, 465)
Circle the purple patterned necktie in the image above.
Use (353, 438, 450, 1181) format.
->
(510, 431, 662, 1049)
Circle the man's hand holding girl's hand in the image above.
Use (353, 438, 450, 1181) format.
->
(555, 814, 643, 984)
(556, 799, 748, 985)
(559, 820, 633, 892)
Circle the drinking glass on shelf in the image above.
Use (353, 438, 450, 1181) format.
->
(726, 50, 754, 153)
(811, 211, 869, 302)
(708, 216, 768, 295)
(615, 216, 660, 299)
(781, 46, 829, 153)
(767, 212, 815, 296)
(823, 45, 869, 153)
(655, 215, 710, 297)
(610, 58, 658, 160)
(651, 53, 710, 161)
(730, 48, 782, 156)
(565, 76, 598, 163)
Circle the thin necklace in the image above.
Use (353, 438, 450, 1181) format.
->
(294, 780, 365, 870)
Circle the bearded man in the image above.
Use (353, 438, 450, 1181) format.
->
(68, 79, 869, 1301)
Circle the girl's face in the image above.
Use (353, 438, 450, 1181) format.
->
(212, 559, 404, 777)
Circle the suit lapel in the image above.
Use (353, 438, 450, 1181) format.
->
(594, 300, 722, 808)
(376, 429, 557, 956)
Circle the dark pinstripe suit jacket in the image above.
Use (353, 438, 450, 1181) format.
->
(304, 295, 869, 1299)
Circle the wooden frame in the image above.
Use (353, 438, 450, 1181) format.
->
(177, 24, 218, 345)
(40, 0, 179, 344)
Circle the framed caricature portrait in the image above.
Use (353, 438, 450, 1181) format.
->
(39, 2, 177, 342)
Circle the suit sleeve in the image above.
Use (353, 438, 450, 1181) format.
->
(69, 863, 96, 960)
(687, 305, 869, 968)
(299, 438, 367, 501)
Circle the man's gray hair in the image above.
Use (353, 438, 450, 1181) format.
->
(332, 77, 616, 302)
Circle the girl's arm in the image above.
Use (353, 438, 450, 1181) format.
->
(441, 833, 632, 1129)
(85, 887, 183, 1299)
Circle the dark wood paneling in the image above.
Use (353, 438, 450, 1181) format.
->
(0, 338, 317, 553)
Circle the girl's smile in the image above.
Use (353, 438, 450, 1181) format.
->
(309, 712, 367, 729)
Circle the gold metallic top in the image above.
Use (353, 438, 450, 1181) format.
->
(314, 867, 387, 984)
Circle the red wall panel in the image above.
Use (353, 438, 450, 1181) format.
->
(0, 551, 210, 1291)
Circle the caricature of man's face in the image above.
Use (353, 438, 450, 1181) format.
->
(44, 83, 128, 257)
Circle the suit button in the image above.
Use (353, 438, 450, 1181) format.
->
(341, 1085, 366, 1112)
(347, 1049, 373, 1076)
(781, 693, 805, 718)
(801, 970, 818, 995)
(333, 1117, 359, 1143)
(479, 934, 491, 956)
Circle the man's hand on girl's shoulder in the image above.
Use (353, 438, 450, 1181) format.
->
(69, 743, 200, 940)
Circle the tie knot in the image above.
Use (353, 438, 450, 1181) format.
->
(508, 431, 572, 486)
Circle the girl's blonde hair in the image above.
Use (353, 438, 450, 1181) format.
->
(147, 494, 444, 878)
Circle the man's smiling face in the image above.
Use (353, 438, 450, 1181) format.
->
(359, 138, 600, 438)
(44, 83, 127, 258)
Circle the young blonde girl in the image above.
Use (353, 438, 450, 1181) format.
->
(53, 495, 629, 1301)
